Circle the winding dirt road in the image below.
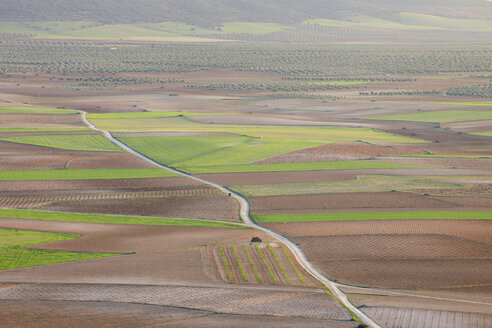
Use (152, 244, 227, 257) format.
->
(81, 111, 382, 328)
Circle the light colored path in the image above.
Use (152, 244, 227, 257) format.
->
(81, 111, 382, 328)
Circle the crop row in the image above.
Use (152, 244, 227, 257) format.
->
(1, 42, 490, 75)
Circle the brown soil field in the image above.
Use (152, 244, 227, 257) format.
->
(0, 140, 153, 170)
(257, 141, 425, 164)
(0, 131, 99, 137)
(0, 113, 83, 125)
(419, 184, 492, 198)
(39, 193, 240, 221)
(197, 168, 492, 186)
(344, 287, 492, 327)
(0, 283, 353, 323)
(249, 192, 472, 214)
(189, 114, 370, 126)
(0, 187, 217, 209)
(442, 120, 492, 133)
(264, 220, 492, 244)
(0, 176, 204, 192)
(213, 242, 318, 287)
(0, 299, 355, 328)
(380, 157, 492, 170)
(265, 220, 492, 290)
(0, 218, 263, 284)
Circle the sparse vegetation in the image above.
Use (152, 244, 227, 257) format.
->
(279, 243, 306, 283)
(230, 244, 249, 282)
(243, 244, 263, 283)
(267, 243, 289, 282)
(217, 245, 234, 281)
(254, 242, 277, 283)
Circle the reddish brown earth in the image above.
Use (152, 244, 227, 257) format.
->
(197, 168, 492, 186)
(249, 192, 478, 214)
(0, 300, 355, 328)
(0, 113, 83, 125)
(39, 192, 240, 221)
(380, 157, 492, 170)
(0, 140, 153, 170)
(264, 220, 492, 290)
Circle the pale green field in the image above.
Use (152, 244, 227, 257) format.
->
(0, 106, 78, 114)
(306, 16, 443, 30)
(367, 110, 492, 123)
(0, 21, 290, 40)
(86, 111, 236, 120)
(0, 134, 122, 152)
(472, 132, 492, 137)
(231, 175, 458, 197)
(0, 228, 117, 271)
(179, 161, 423, 174)
(400, 12, 492, 32)
(254, 211, 492, 223)
(0, 209, 246, 229)
(0, 168, 178, 181)
(428, 102, 492, 107)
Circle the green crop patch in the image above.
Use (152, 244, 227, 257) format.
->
(428, 102, 492, 107)
(231, 175, 459, 197)
(180, 160, 425, 174)
(0, 168, 178, 181)
(253, 211, 492, 223)
(0, 134, 122, 152)
(0, 228, 117, 271)
(0, 209, 247, 228)
(472, 132, 492, 137)
(367, 110, 492, 123)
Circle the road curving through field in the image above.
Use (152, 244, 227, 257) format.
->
(81, 111, 382, 328)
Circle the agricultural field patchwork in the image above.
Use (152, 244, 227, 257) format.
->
(0, 168, 178, 181)
(253, 211, 492, 223)
(0, 134, 123, 152)
(368, 110, 492, 123)
(0, 228, 118, 271)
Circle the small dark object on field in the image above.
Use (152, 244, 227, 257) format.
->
(228, 193, 231, 196)
(357, 324, 369, 328)
(251, 237, 262, 243)
(434, 140, 440, 143)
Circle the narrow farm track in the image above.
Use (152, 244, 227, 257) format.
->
(80, 111, 382, 328)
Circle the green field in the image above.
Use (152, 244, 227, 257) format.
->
(231, 175, 458, 197)
(0, 228, 117, 271)
(0, 21, 290, 41)
(0, 106, 77, 114)
(253, 211, 492, 223)
(179, 160, 425, 174)
(0, 209, 246, 228)
(367, 110, 492, 123)
(472, 132, 492, 137)
(0, 134, 122, 152)
(428, 102, 492, 107)
(0, 125, 90, 133)
(400, 12, 492, 32)
(0, 168, 178, 181)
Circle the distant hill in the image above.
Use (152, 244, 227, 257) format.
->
(1, 0, 491, 26)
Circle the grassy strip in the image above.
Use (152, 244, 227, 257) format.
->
(384, 154, 492, 158)
(217, 245, 234, 282)
(0, 228, 117, 271)
(180, 160, 425, 174)
(279, 243, 306, 284)
(0, 134, 122, 152)
(428, 101, 492, 107)
(0, 168, 178, 181)
(267, 243, 289, 282)
(0, 209, 247, 229)
(242, 244, 263, 283)
(230, 244, 248, 282)
(254, 211, 492, 223)
(471, 132, 492, 137)
(0, 106, 77, 114)
(254, 242, 277, 283)
(230, 175, 457, 197)
(366, 110, 492, 123)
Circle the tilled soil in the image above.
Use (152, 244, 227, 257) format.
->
(39, 193, 240, 221)
(0, 140, 153, 170)
(0, 299, 355, 328)
(250, 192, 468, 214)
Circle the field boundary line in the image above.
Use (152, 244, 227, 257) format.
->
(342, 285, 492, 306)
(81, 110, 382, 328)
